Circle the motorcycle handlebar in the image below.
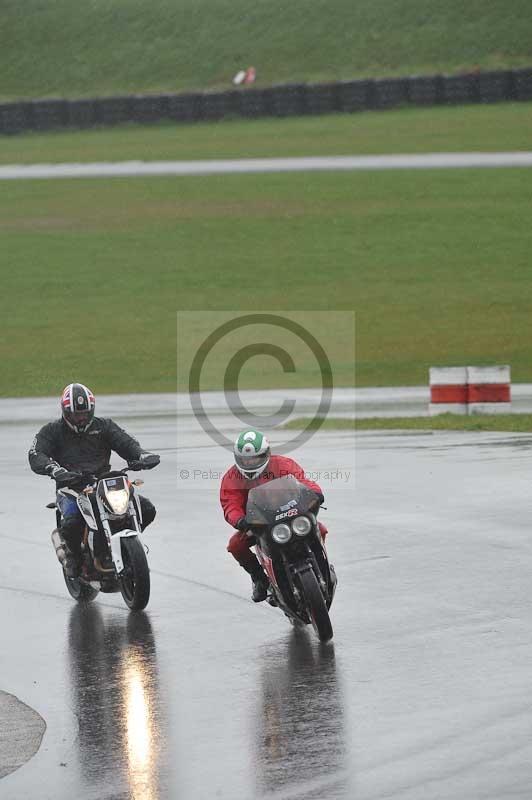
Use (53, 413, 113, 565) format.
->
(55, 471, 96, 490)
(58, 457, 159, 489)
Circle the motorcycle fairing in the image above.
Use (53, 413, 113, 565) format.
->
(131, 489, 142, 525)
(256, 548, 277, 588)
(97, 475, 130, 517)
(62, 478, 143, 575)
(246, 476, 335, 630)
(68, 490, 98, 528)
(246, 475, 318, 527)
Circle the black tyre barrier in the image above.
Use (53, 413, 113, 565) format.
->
(1, 67, 530, 134)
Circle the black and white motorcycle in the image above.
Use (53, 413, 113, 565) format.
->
(49, 456, 159, 610)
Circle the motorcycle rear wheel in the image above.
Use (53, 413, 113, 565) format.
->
(298, 568, 333, 642)
(119, 537, 150, 611)
(63, 571, 99, 603)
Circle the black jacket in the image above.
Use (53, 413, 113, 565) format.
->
(29, 418, 144, 478)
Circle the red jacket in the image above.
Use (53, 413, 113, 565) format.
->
(220, 454, 323, 528)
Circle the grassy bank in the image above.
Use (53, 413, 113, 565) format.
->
(1, 165, 531, 396)
(284, 415, 532, 433)
(1, 0, 531, 100)
(2, 103, 532, 165)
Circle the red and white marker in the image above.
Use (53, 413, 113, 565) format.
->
(467, 365, 511, 414)
(429, 366, 468, 415)
(429, 365, 511, 415)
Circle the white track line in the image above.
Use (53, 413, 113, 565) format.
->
(1, 152, 532, 179)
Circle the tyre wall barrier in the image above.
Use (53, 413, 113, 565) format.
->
(429, 365, 511, 416)
(1, 67, 531, 134)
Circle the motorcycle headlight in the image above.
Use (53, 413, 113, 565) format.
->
(271, 524, 292, 544)
(292, 515, 311, 536)
(106, 489, 130, 515)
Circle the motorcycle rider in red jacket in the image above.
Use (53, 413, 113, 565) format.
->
(220, 429, 327, 602)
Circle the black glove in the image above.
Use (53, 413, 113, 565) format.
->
(129, 453, 160, 471)
(52, 467, 83, 487)
(235, 517, 250, 532)
(312, 492, 324, 512)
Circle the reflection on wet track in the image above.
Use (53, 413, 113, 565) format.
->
(255, 632, 348, 799)
(68, 607, 162, 800)
(3, 416, 532, 798)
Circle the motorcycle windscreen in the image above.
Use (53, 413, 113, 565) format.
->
(246, 475, 318, 525)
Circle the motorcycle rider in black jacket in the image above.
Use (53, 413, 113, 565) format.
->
(28, 383, 160, 578)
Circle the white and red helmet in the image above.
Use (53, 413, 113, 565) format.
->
(61, 383, 95, 433)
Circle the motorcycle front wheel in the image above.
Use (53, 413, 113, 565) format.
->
(119, 536, 150, 611)
(298, 568, 333, 642)
(63, 571, 99, 603)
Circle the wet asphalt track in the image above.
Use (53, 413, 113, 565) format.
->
(2, 400, 532, 799)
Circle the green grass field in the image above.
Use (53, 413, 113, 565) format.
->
(2, 103, 532, 165)
(1, 0, 531, 100)
(285, 415, 532, 433)
(1, 116, 531, 397)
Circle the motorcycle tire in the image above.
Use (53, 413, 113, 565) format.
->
(63, 571, 99, 604)
(298, 568, 333, 642)
(119, 536, 150, 611)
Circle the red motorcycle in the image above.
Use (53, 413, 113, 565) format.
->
(246, 475, 337, 641)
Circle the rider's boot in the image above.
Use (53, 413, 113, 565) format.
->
(60, 524, 82, 578)
(249, 564, 269, 603)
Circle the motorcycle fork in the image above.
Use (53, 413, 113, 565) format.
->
(83, 523, 114, 575)
(93, 528, 115, 574)
(292, 549, 328, 597)
(92, 518, 116, 574)
(282, 550, 311, 602)
(309, 551, 329, 594)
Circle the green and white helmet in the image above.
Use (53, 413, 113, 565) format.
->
(234, 429, 271, 480)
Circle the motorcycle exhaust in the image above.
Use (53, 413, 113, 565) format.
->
(93, 557, 114, 574)
(51, 529, 66, 565)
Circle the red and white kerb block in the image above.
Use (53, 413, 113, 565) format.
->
(429, 365, 511, 415)
(429, 366, 468, 415)
(466, 365, 511, 414)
